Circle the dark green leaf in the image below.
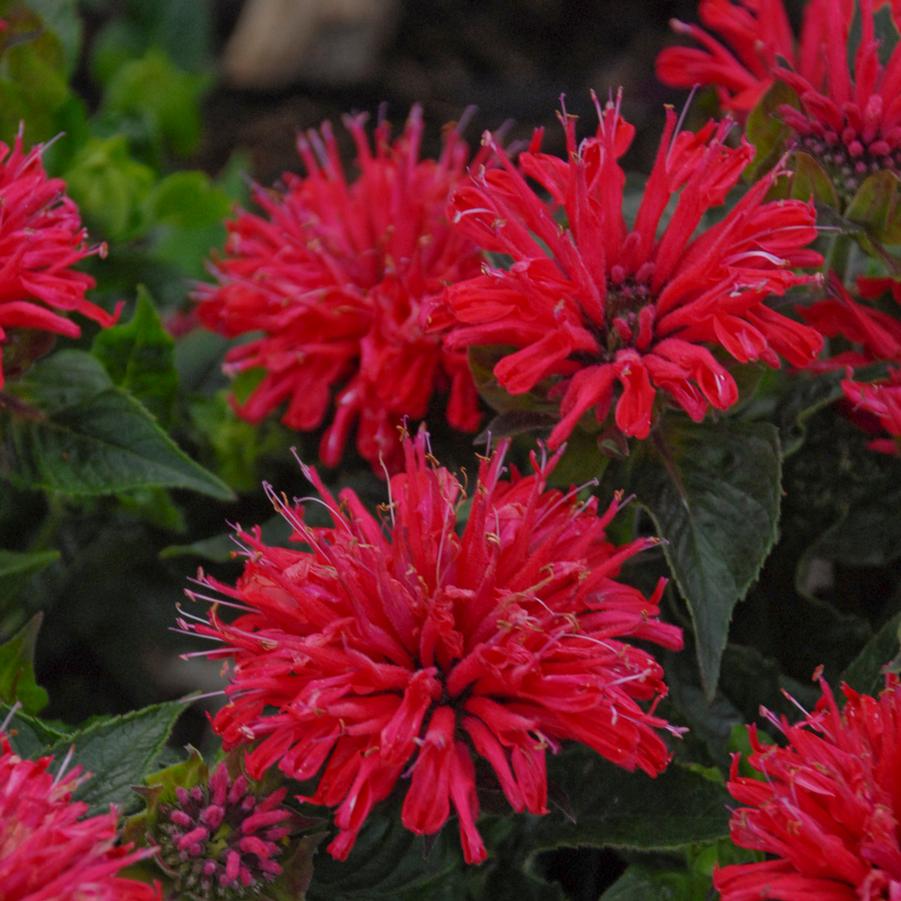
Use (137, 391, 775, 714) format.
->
(776, 371, 843, 458)
(529, 749, 730, 853)
(631, 418, 782, 698)
(0, 614, 48, 713)
(1, 351, 234, 500)
(0, 547, 59, 608)
(600, 865, 704, 901)
(92, 287, 178, 423)
(842, 611, 901, 695)
(308, 804, 463, 900)
(0, 703, 69, 757)
(49, 700, 184, 815)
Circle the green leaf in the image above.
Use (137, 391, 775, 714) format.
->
(145, 170, 231, 229)
(92, 287, 178, 424)
(600, 865, 704, 901)
(0, 703, 69, 757)
(744, 80, 798, 181)
(631, 418, 782, 697)
(102, 48, 208, 157)
(529, 748, 730, 853)
(789, 151, 840, 208)
(63, 135, 155, 240)
(842, 611, 901, 695)
(845, 169, 901, 243)
(0, 614, 48, 714)
(776, 371, 843, 458)
(0, 547, 59, 608)
(0, 350, 234, 500)
(49, 700, 184, 815)
(308, 803, 463, 900)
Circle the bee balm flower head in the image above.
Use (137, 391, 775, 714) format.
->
(716, 675, 901, 900)
(443, 93, 823, 448)
(180, 430, 683, 864)
(0, 132, 116, 389)
(196, 107, 484, 474)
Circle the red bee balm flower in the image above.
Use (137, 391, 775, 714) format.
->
(180, 431, 683, 864)
(0, 132, 115, 389)
(773, 0, 901, 201)
(196, 107, 483, 473)
(655, 0, 834, 116)
(443, 97, 823, 447)
(0, 735, 160, 900)
(715, 676, 901, 900)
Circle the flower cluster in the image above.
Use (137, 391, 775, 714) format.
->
(153, 761, 296, 899)
(658, 0, 901, 202)
(179, 430, 683, 864)
(0, 132, 116, 389)
(441, 95, 823, 447)
(715, 676, 901, 900)
(0, 734, 159, 900)
(196, 107, 483, 473)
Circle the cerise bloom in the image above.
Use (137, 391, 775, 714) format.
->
(655, 0, 833, 116)
(443, 96, 823, 447)
(0, 734, 159, 900)
(772, 0, 901, 201)
(0, 132, 116, 389)
(842, 369, 901, 454)
(179, 431, 683, 864)
(715, 676, 901, 900)
(196, 107, 483, 473)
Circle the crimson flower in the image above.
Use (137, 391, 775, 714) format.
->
(801, 275, 901, 453)
(0, 132, 116, 389)
(196, 107, 483, 474)
(179, 430, 683, 864)
(0, 734, 159, 900)
(442, 95, 822, 447)
(715, 675, 901, 900)
(772, 0, 901, 201)
(655, 0, 834, 116)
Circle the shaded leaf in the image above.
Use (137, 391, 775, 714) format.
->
(631, 418, 782, 697)
(0, 547, 59, 608)
(0, 614, 48, 713)
(529, 748, 730, 853)
(745, 81, 798, 181)
(49, 700, 184, 815)
(842, 611, 901, 695)
(0, 702, 68, 757)
(1, 351, 234, 500)
(92, 286, 178, 424)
